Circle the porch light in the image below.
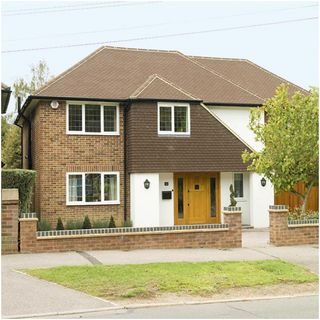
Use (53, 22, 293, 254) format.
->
(261, 177, 266, 187)
(144, 179, 150, 189)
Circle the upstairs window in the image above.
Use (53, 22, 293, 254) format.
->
(67, 102, 119, 135)
(158, 103, 190, 135)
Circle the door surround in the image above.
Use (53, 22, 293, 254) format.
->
(174, 172, 221, 225)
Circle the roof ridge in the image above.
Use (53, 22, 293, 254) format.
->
(35, 46, 105, 96)
(130, 74, 200, 100)
(244, 60, 309, 94)
(181, 53, 265, 102)
(103, 45, 181, 54)
(189, 55, 248, 62)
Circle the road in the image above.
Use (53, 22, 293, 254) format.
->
(42, 295, 319, 319)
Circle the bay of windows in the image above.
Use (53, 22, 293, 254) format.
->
(67, 103, 119, 134)
(67, 172, 119, 205)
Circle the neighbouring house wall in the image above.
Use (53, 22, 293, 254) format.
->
(220, 172, 250, 225)
(126, 102, 250, 173)
(130, 173, 160, 227)
(22, 121, 30, 169)
(207, 106, 264, 151)
(1, 189, 19, 254)
(19, 211, 242, 253)
(29, 101, 125, 227)
(250, 173, 274, 228)
(159, 173, 174, 226)
(269, 207, 318, 246)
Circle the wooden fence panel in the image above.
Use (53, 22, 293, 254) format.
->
(275, 182, 319, 211)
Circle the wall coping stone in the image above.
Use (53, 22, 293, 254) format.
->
(20, 213, 38, 219)
(269, 205, 288, 211)
(1, 189, 19, 202)
(37, 223, 229, 238)
(288, 219, 319, 226)
(223, 206, 242, 212)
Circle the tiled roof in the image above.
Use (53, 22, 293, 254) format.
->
(34, 46, 306, 104)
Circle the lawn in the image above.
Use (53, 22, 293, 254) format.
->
(23, 260, 318, 300)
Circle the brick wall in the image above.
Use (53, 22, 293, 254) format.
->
(269, 206, 319, 246)
(1, 189, 19, 254)
(19, 210, 242, 253)
(27, 101, 125, 227)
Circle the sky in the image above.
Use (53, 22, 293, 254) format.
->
(1, 0, 319, 114)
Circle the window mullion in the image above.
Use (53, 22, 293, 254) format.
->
(101, 173, 104, 203)
(82, 105, 85, 133)
(171, 106, 175, 133)
(82, 174, 85, 203)
(101, 105, 104, 133)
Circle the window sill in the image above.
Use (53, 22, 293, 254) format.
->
(158, 133, 191, 137)
(67, 201, 120, 206)
(66, 131, 120, 136)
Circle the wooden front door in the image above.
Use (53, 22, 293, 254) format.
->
(174, 173, 220, 225)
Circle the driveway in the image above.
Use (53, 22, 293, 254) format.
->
(1, 229, 318, 318)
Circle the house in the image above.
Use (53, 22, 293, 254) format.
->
(1, 83, 11, 114)
(15, 46, 307, 229)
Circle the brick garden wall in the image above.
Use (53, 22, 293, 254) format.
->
(269, 206, 319, 246)
(1, 189, 19, 254)
(19, 210, 242, 253)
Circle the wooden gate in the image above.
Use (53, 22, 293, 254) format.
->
(274, 182, 319, 211)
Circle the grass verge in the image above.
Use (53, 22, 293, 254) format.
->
(23, 260, 318, 300)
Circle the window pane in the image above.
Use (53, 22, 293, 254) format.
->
(178, 177, 184, 219)
(234, 173, 244, 198)
(160, 107, 172, 131)
(68, 105, 82, 131)
(85, 174, 101, 202)
(68, 175, 82, 202)
(104, 106, 117, 132)
(210, 177, 216, 217)
(85, 105, 101, 132)
(104, 174, 117, 201)
(174, 106, 187, 133)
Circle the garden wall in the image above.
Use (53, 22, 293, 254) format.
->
(19, 209, 242, 253)
(1, 189, 19, 254)
(269, 205, 319, 246)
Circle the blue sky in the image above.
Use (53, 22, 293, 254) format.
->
(1, 1, 318, 113)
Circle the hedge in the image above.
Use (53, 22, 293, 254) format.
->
(2, 169, 36, 214)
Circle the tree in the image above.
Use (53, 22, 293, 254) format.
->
(1, 61, 52, 168)
(242, 84, 318, 213)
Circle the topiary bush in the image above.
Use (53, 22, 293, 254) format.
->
(1, 169, 36, 214)
(37, 219, 52, 231)
(109, 215, 116, 228)
(123, 219, 133, 227)
(82, 215, 92, 229)
(56, 217, 64, 230)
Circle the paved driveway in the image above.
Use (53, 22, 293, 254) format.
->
(1, 229, 318, 318)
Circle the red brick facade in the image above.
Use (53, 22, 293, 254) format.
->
(269, 208, 319, 246)
(25, 101, 125, 227)
(19, 211, 242, 253)
(1, 189, 19, 254)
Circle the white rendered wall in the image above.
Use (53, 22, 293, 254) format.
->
(249, 173, 274, 228)
(208, 106, 264, 151)
(159, 173, 174, 226)
(220, 172, 250, 225)
(130, 173, 160, 227)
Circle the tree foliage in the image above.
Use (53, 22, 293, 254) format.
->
(242, 85, 318, 212)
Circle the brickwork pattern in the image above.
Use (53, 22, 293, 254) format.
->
(28, 101, 125, 227)
(19, 211, 242, 253)
(269, 208, 319, 246)
(1, 189, 19, 254)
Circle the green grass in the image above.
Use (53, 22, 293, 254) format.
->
(23, 260, 318, 300)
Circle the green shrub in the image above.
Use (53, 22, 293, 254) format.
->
(82, 215, 92, 229)
(92, 219, 109, 229)
(288, 207, 319, 221)
(1, 169, 36, 214)
(38, 219, 52, 231)
(65, 220, 83, 230)
(123, 219, 133, 227)
(109, 215, 116, 228)
(56, 217, 64, 230)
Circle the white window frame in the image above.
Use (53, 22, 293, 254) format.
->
(157, 102, 190, 135)
(66, 101, 120, 135)
(66, 172, 120, 205)
(233, 172, 245, 200)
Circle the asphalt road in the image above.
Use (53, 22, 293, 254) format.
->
(44, 295, 319, 319)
